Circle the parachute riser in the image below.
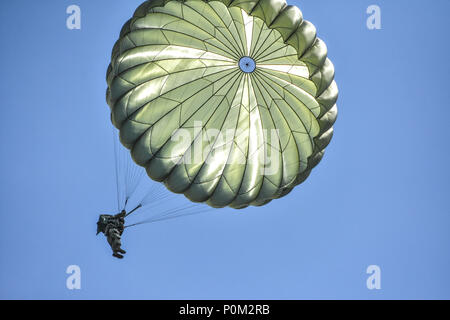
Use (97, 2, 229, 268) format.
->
(125, 204, 142, 217)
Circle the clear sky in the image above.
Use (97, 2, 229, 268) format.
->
(0, 0, 449, 299)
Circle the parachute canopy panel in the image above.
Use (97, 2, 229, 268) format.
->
(106, 0, 338, 209)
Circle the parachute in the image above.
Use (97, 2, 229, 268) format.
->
(106, 0, 338, 209)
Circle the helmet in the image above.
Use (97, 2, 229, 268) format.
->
(96, 214, 112, 235)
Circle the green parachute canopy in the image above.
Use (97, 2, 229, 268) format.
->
(106, 0, 338, 209)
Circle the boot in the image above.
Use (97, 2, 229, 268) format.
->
(113, 252, 124, 259)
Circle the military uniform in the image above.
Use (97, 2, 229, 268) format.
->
(97, 210, 127, 259)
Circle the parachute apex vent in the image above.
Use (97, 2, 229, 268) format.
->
(239, 56, 256, 73)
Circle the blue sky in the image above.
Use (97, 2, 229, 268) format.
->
(0, 0, 449, 299)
